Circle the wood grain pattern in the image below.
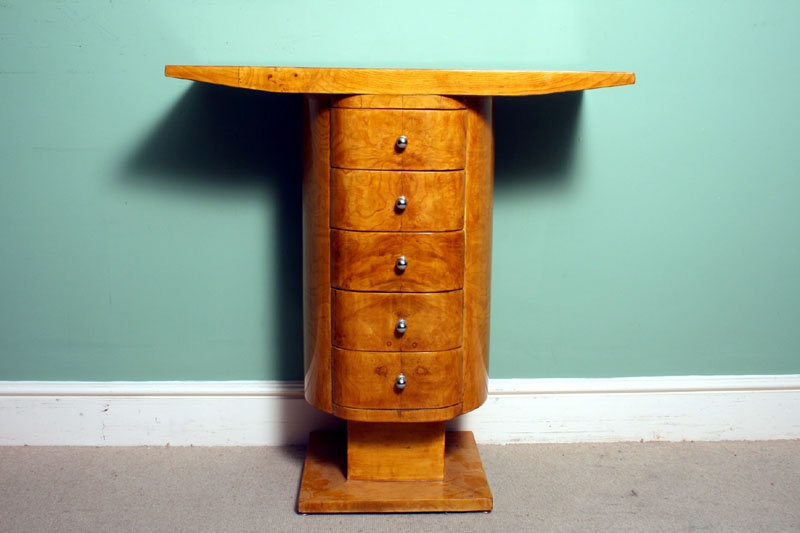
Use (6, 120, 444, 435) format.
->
(331, 108, 466, 170)
(330, 230, 464, 292)
(332, 289, 463, 352)
(166, 65, 635, 96)
(301, 95, 332, 413)
(165, 65, 239, 87)
(461, 97, 494, 413)
(332, 348, 462, 410)
(332, 402, 462, 423)
(330, 169, 465, 232)
(332, 94, 465, 110)
(297, 431, 493, 513)
(347, 421, 446, 481)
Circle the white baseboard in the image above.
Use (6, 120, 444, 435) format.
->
(2, 376, 799, 446)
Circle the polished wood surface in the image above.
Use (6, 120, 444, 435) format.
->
(301, 96, 332, 413)
(331, 108, 466, 171)
(333, 94, 465, 110)
(297, 430, 492, 513)
(332, 347, 461, 410)
(331, 289, 463, 352)
(347, 422, 445, 481)
(330, 230, 465, 292)
(332, 400, 463, 423)
(461, 97, 494, 412)
(311, 96, 491, 418)
(166, 65, 635, 96)
(330, 169, 465, 232)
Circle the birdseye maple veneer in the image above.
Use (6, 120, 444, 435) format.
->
(165, 66, 635, 513)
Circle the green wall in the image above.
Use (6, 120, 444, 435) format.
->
(2, 1, 799, 381)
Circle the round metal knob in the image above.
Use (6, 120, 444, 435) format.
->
(395, 256, 408, 271)
(395, 195, 408, 211)
(395, 135, 408, 150)
(395, 373, 407, 390)
(395, 318, 408, 334)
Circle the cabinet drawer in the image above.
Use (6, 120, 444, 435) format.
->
(330, 169, 465, 232)
(332, 347, 462, 410)
(331, 108, 466, 171)
(332, 290, 462, 352)
(331, 230, 464, 292)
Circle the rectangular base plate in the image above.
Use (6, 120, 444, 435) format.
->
(297, 430, 493, 514)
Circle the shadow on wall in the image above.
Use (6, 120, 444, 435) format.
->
(122, 85, 582, 380)
(495, 91, 583, 188)
(126, 83, 303, 182)
(124, 83, 304, 380)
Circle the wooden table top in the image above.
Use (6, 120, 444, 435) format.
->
(165, 65, 635, 96)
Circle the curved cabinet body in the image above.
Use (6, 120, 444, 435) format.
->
(303, 94, 493, 422)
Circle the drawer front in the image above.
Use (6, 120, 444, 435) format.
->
(332, 347, 462, 410)
(330, 169, 465, 232)
(331, 230, 464, 292)
(332, 290, 463, 352)
(331, 108, 466, 171)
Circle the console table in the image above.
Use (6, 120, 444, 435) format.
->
(165, 66, 635, 513)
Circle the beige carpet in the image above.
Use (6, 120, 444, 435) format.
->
(1, 440, 798, 531)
